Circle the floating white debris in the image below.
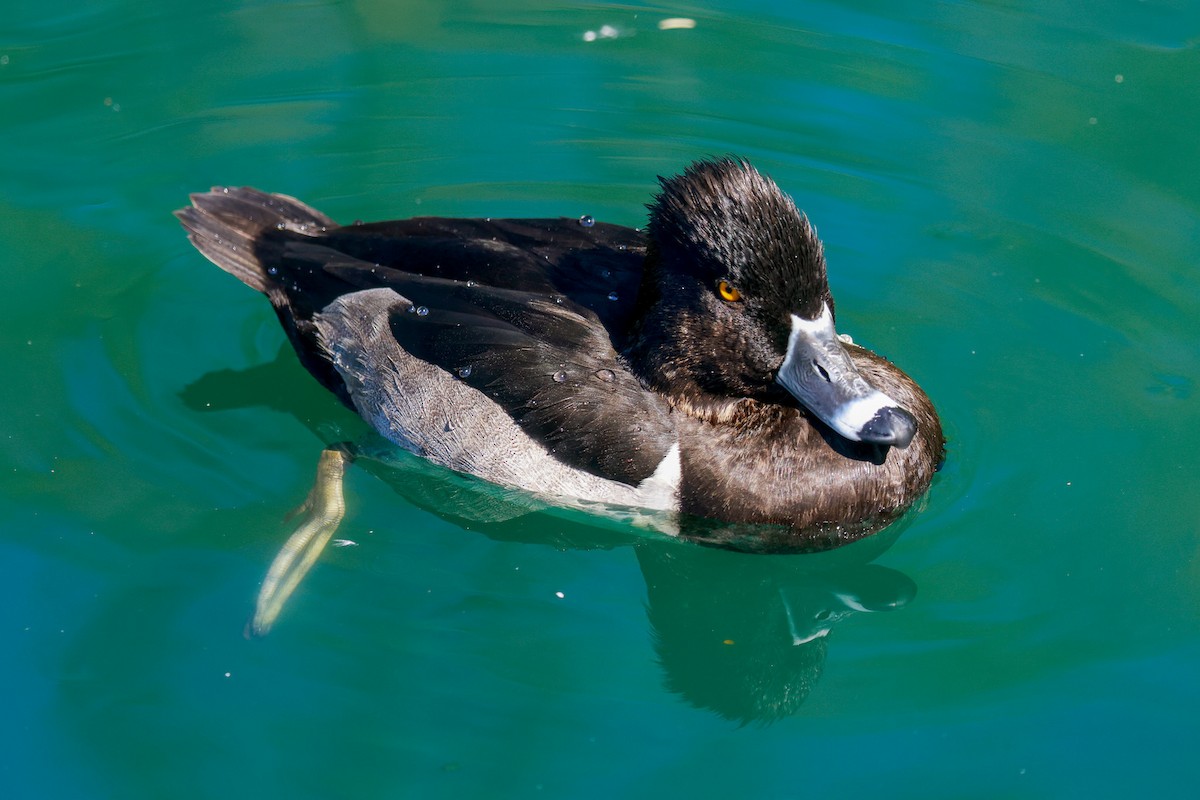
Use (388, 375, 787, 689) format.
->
(555, 591, 565, 599)
(332, 539, 358, 547)
(658, 18, 696, 30)
(583, 24, 620, 42)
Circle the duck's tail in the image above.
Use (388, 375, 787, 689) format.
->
(174, 187, 337, 293)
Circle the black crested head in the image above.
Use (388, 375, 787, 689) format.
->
(627, 158, 838, 411)
(646, 157, 832, 321)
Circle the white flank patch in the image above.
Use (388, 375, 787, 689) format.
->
(637, 442, 681, 512)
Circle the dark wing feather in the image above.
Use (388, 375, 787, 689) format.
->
(290, 217, 648, 343)
(371, 270, 677, 485)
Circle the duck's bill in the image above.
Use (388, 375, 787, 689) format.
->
(775, 305, 916, 448)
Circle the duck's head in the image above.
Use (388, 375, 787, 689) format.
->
(637, 158, 916, 448)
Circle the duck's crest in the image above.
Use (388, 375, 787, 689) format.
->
(647, 158, 829, 318)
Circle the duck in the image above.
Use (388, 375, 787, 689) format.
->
(176, 157, 944, 633)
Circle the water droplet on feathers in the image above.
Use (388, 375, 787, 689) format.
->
(594, 369, 615, 382)
(553, 370, 568, 383)
(578, 214, 595, 227)
(457, 366, 472, 379)
(607, 291, 619, 301)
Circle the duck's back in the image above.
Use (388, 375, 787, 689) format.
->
(328, 217, 648, 328)
(178, 189, 653, 380)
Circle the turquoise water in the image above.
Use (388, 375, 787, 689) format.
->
(4, 1, 1199, 796)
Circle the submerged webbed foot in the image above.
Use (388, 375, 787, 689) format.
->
(247, 446, 354, 637)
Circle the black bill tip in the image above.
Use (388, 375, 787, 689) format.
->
(859, 406, 917, 449)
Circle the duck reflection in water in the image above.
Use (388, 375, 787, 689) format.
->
(639, 545, 915, 724)
(183, 353, 920, 724)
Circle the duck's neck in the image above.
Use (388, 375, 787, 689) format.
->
(624, 323, 778, 426)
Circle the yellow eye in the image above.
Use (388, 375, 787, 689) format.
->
(717, 280, 742, 302)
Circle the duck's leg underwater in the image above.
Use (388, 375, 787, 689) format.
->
(247, 447, 354, 637)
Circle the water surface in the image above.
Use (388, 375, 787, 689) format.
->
(3, 1, 1199, 797)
